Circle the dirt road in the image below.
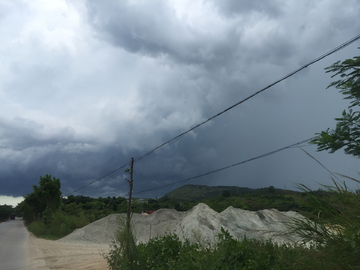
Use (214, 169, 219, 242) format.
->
(0, 218, 27, 270)
(25, 233, 110, 270)
(1, 218, 110, 269)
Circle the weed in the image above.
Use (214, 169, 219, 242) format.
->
(290, 178, 360, 269)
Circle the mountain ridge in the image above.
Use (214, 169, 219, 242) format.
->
(160, 184, 299, 202)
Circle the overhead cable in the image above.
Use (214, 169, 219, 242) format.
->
(64, 163, 129, 197)
(133, 137, 317, 195)
(134, 33, 360, 163)
(298, 147, 341, 182)
(63, 33, 360, 196)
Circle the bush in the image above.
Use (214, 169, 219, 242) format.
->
(105, 225, 144, 270)
(27, 212, 88, 239)
(105, 226, 311, 270)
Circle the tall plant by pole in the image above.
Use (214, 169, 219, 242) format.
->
(105, 156, 143, 269)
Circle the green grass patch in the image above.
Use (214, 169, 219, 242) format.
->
(27, 212, 88, 240)
(105, 227, 313, 270)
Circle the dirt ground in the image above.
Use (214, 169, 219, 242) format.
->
(25, 233, 110, 270)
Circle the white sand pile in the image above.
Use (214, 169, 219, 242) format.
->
(59, 203, 303, 246)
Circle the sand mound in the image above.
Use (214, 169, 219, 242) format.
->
(59, 203, 303, 246)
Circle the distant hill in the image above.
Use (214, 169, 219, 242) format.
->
(160, 184, 296, 202)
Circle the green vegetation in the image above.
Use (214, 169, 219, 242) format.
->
(163, 185, 258, 201)
(289, 180, 360, 269)
(0, 204, 14, 222)
(105, 218, 141, 270)
(152, 185, 306, 214)
(26, 212, 87, 240)
(106, 227, 310, 270)
(312, 50, 360, 157)
(18, 174, 62, 225)
(134, 229, 310, 270)
(18, 175, 129, 239)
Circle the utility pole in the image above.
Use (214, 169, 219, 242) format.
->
(58, 196, 62, 228)
(126, 157, 134, 233)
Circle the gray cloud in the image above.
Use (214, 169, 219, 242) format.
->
(210, 0, 283, 17)
(0, 0, 360, 201)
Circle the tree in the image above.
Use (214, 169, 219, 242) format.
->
(22, 174, 62, 225)
(221, 190, 231, 197)
(0, 204, 13, 222)
(311, 52, 360, 157)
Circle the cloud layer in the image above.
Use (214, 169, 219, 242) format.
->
(1, 0, 360, 199)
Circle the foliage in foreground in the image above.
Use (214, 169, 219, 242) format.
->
(105, 227, 312, 270)
(290, 179, 360, 269)
(311, 50, 360, 157)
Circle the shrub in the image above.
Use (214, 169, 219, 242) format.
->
(27, 212, 88, 239)
(105, 226, 311, 270)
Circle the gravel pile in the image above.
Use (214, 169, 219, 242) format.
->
(59, 203, 303, 246)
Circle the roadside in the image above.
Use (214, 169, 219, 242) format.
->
(25, 232, 109, 270)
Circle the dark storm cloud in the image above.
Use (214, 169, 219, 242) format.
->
(86, 1, 183, 55)
(85, 0, 244, 69)
(83, 0, 300, 104)
(1, 0, 360, 203)
(0, 117, 75, 151)
(83, 0, 301, 133)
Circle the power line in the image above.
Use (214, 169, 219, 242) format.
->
(64, 163, 129, 197)
(134, 33, 360, 163)
(63, 33, 360, 196)
(133, 137, 317, 195)
(298, 147, 341, 182)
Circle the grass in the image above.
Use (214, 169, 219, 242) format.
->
(289, 179, 360, 269)
(106, 226, 314, 270)
(27, 212, 88, 240)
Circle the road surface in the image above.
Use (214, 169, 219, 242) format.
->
(0, 218, 109, 269)
(0, 218, 28, 270)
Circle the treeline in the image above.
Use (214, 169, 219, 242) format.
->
(152, 186, 305, 213)
(53, 185, 338, 226)
(0, 204, 15, 222)
(60, 186, 309, 221)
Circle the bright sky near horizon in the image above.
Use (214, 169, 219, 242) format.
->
(0, 196, 24, 208)
(1, 0, 359, 200)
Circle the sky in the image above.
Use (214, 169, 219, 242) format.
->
(1, 0, 360, 204)
(0, 195, 23, 207)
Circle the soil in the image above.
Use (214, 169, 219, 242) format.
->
(25, 233, 109, 269)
